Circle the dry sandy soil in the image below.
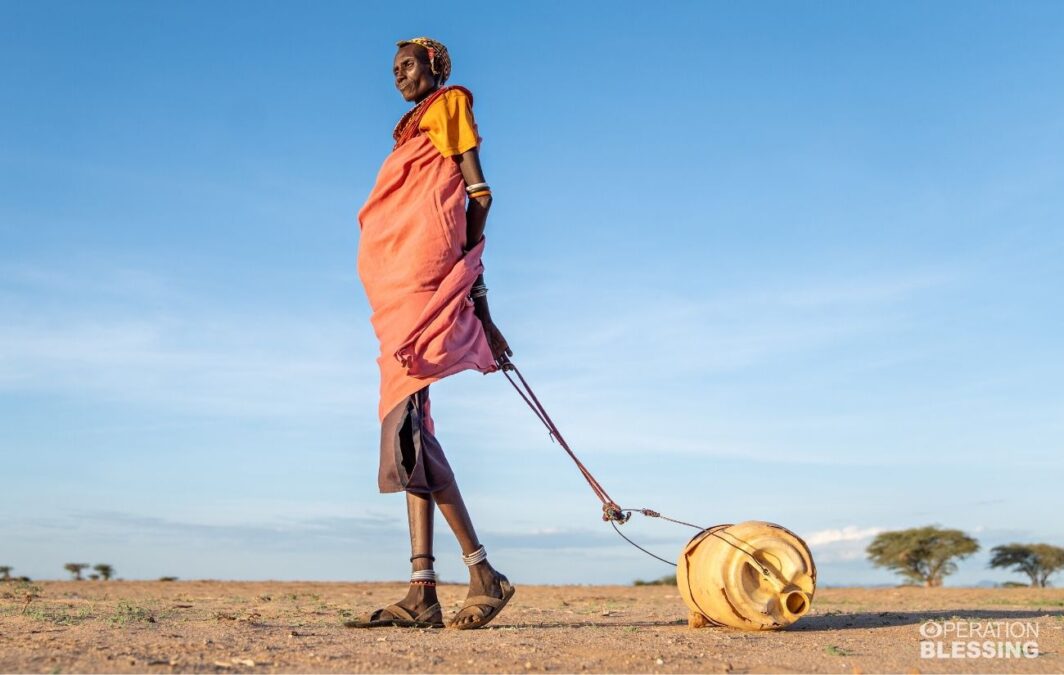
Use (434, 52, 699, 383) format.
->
(1, 580, 1062, 673)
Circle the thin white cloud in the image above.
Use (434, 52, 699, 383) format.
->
(0, 263, 379, 418)
(0, 261, 184, 303)
(0, 317, 378, 417)
(804, 525, 883, 563)
(0, 262, 963, 461)
(754, 272, 957, 309)
(500, 268, 957, 387)
(805, 525, 883, 547)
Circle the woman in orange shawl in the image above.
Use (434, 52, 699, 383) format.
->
(350, 37, 515, 630)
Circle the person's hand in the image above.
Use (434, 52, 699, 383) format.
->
(482, 319, 514, 370)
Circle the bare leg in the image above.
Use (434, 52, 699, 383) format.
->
(433, 479, 507, 627)
(432, 480, 480, 553)
(391, 491, 438, 615)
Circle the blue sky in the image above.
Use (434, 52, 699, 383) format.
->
(1, 1, 1062, 588)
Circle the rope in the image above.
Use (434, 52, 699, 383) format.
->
(498, 357, 627, 522)
(612, 510, 776, 578)
(496, 356, 777, 579)
(610, 520, 676, 567)
(618, 507, 704, 531)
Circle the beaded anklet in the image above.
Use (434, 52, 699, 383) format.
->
(462, 545, 487, 566)
(410, 569, 437, 587)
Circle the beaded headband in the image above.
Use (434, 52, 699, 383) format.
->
(396, 37, 451, 85)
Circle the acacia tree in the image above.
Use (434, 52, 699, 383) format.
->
(0, 566, 11, 581)
(64, 563, 89, 580)
(93, 564, 114, 581)
(866, 526, 979, 587)
(989, 544, 1064, 587)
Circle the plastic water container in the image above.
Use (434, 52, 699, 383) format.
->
(676, 521, 816, 630)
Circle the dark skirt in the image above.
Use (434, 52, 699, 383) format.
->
(377, 385, 455, 494)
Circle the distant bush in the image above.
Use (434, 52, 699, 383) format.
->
(93, 564, 115, 580)
(64, 563, 90, 581)
(158, 576, 179, 582)
(634, 574, 676, 586)
(989, 544, 1064, 587)
(867, 526, 979, 587)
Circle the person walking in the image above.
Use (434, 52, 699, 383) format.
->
(349, 37, 516, 630)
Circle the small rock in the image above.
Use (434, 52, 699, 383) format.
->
(656, 657, 665, 666)
(524, 662, 532, 669)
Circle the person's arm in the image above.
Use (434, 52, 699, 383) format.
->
(454, 146, 490, 249)
(454, 147, 512, 365)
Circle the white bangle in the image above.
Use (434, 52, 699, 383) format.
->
(462, 545, 488, 566)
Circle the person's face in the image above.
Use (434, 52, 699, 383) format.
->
(393, 45, 438, 103)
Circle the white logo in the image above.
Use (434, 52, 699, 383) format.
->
(919, 621, 1039, 659)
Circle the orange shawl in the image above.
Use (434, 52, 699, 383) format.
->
(357, 87, 497, 421)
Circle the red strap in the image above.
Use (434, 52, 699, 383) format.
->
(497, 357, 627, 522)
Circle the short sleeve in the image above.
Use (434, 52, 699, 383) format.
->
(418, 89, 481, 157)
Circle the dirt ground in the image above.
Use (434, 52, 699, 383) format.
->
(1, 580, 1062, 674)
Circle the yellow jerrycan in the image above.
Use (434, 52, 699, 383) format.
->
(677, 521, 816, 630)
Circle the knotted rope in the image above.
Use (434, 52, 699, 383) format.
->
(496, 355, 776, 578)
(497, 356, 628, 523)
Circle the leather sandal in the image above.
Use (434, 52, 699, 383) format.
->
(344, 602, 444, 628)
(447, 578, 516, 630)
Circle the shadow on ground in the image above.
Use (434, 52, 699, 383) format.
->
(790, 609, 1064, 631)
(490, 609, 1064, 632)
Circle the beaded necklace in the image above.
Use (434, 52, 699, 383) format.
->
(391, 86, 449, 150)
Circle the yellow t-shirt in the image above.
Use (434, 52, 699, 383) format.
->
(418, 89, 481, 157)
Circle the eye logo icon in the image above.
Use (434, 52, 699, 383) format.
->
(920, 621, 943, 639)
